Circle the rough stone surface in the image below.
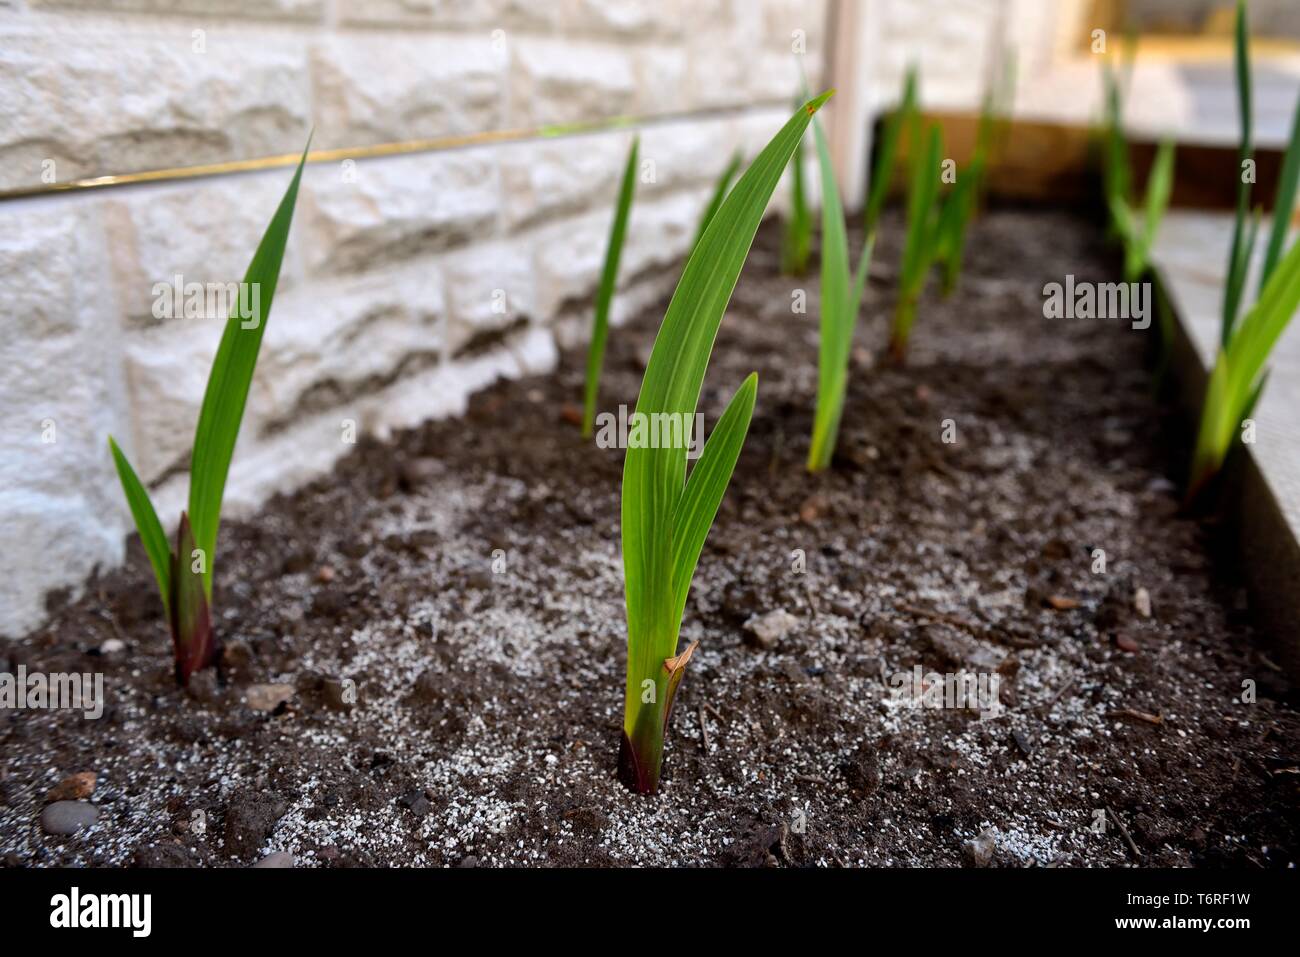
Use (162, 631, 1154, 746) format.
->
(252, 850, 296, 868)
(103, 174, 305, 327)
(0, 201, 128, 637)
(244, 683, 295, 712)
(300, 151, 499, 275)
(509, 39, 638, 127)
(310, 35, 503, 151)
(744, 609, 801, 650)
(0, 29, 310, 190)
(31, 0, 323, 19)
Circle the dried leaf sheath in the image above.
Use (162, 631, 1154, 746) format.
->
(170, 513, 216, 686)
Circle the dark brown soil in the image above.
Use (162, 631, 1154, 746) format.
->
(3, 210, 1297, 868)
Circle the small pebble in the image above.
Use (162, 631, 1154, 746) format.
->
(253, 851, 296, 868)
(244, 683, 295, 713)
(1134, 587, 1152, 618)
(41, 801, 98, 836)
(962, 827, 997, 867)
(744, 609, 799, 651)
(99, 638, 126, 656)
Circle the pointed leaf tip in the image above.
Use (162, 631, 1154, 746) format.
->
(806, 89, 835, 114)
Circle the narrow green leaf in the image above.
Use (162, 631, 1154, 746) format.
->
(781, 125, 812, 275)
(865, 66, 918, 236)
(1223, 0, 1255, 345)
(583, 135, 640, 437)
(1260, 92, 1300, 290)
(808, 111, 855, 472)
(1191, 207, 1300, 497)
(669, 373, 757, 618)
(900, 124, 943, 297)
(108, 436, 172, 616)
(1141, 139, 1175, 253)
(690, 150, 741, 255)
(188, 141, 310, 598)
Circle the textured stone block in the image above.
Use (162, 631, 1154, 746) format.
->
(310, 35, 504, 151)
(300, 150, 499, 275)
(103, 174, 305, 327)
(30, 0, 324, 20)
(0, 201, 128, 637)
(509, 39, 637, 128)
(441, 241, 536, 354)
(498, 132, 628, 232)
(0, 28, 310, 190)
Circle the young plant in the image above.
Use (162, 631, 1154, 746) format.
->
(582, 135, 640, 437)
(934, 57, 1014, 296)
(888, 122, 944, 363)
(108, 144, 308, 686)
(690, 150, 742, 254)
(863, 66, 919, 238)
(1188, 225, 1300, 503)
(619, 91, 833, 794)
(933, 156, 981, 296)
(807, 111, 873, 472)
(1108, 138, 1176, 283)
(780, 120, 813, 275)
(1100, 59, 1134, 240)
(1187, 5, 1300, 502)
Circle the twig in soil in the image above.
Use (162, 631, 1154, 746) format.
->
(897, 602, 980, 632)
(698, 705, 712, 752)
(793, 773, 828, 785)
(1042, 677, 1076, 715)
(1106, 806, 1142, 860)
(1108, 708, 1164, 726)
(703, 703, 725, 724)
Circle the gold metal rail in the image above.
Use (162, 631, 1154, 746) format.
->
(0, 106, 759, 202)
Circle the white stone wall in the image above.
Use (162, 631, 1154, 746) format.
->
(0, 0, 831, 636)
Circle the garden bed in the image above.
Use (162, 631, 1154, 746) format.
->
(2, 209, 1297, 868)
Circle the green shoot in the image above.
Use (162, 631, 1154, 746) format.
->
(619, 91, 833, 795)
(934, 55, 1014, 297)
(1100, 62, 1133, 239)
(583, 135, 640, 437)
(1223, 0, 1255, 345)
(1108, 138, 1176, 283)
(807, 110, 873, 472)
(864, 66, 918, 238)
(690, 150, 742, 254)
(1188, 8, 1300, 503)
(888, 122, 943, 363)
(1189, 226, 1300, 503)
(780, 120, 812, 275)
(108, 142, 308, 686)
